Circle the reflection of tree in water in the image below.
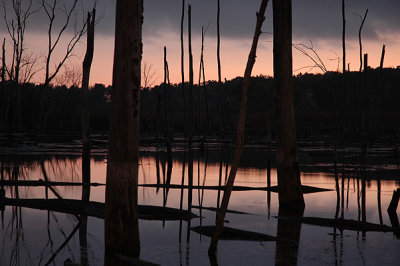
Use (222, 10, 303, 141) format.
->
(275, 207, 304, 266)
(0, 153, 89, 265)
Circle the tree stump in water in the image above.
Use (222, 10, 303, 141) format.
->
(0, 189, 5, 211)
(387, 188, 400, 213)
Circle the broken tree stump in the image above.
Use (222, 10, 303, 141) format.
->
(387, 188, 400, 213)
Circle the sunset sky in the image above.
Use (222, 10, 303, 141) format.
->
(1, 0, 399, 86)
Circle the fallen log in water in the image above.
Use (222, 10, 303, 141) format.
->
(2, 196, 197, 221)
(297, 216, 398, 233)
(138, 184, 331, 194)
(0, 179, 105, 187)
(191, 225, 276, 241)
(191, 205, 255, 215)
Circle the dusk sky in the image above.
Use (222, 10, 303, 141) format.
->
(1, 0, 399, 86)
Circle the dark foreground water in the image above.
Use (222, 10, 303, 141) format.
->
(1, 138, 400, 265)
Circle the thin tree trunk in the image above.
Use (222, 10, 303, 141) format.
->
(217, 0, 225, 138)
(188, 5, 194, 142)
(80, 12, 95, 259)
(341, 0, 347, 191)
(1, 38, 4, 84)
(208, 0, 269, 254)
(1, 38, 6, 128)
(273, 0, 304, 208)
(358, 9, 368, 72)
(342, 0, 346, 73)
(379, 44, 385, 69)
(81, 9, 96, 151)
(181, 0, 187, 137)
(163, 46, 173, 191)
(199, 26, 210, 137)
(105, 0, 142, 259)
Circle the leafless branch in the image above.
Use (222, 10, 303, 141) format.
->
(40, 0, 88, 86)
(293, 40, 328, 73)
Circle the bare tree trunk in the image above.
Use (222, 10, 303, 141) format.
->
(217, 0, 225, 138)
(181, 0, 187, 137)
(1, 38, 5, 128)
(217, 0, 222, 84)
(81, 13, 95, 257)
(379, 44, 385, 69)
(208, 0, 269, 254)
(342, 0, 346, 73)
(358, 9, 368, 72)
(1, 38, 5, 84)
(199, 26, 210, 137)
(81, 9, 96, 151)
(163, 46, 173, 181)
(188, 5, 194, 142)
(273, 0, 304, 208)
(105, 0, 142, 259)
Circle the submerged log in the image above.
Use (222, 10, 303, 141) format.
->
(298, 216, 397, 233)
(2, 197, 197, 221)
(0, 180, 104, 187)
(192, 225, 276, 241)
(139, 184, 331, 194)
(191, 205, 254, 215)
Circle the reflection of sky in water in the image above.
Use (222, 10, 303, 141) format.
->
(1, 151, 400, 265)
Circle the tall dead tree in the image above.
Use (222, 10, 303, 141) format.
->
(199, 26, 210, 137)
(163, 46, 173, 168)
(1, 38, 4, 84)
(180, 0, 187, 137)
(2, 0, 37, 84)
(81, 8, 95, 221)
(357, 9, 368, 72)
(105, 0, 142, 258)
(1, 38, 5, 128)
(209, 0, 270, 254)
(273, 0, 304, 208)
(217, 0, 225, 138)
(2, 0, 37, 129)
(342, 0, 346, 73)
(188, 4, 194, 141)
(81, 8, 95, 152)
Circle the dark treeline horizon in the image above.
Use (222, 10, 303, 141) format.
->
(1, 67, 400, 141)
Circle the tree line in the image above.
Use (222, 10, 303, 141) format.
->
(1, 67, 399, 141)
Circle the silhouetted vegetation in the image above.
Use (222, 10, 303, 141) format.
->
(1, 67, 400, 142)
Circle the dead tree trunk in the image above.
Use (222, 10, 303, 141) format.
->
(208, 0, 270, 254)
(105, 0, 142, 258)
(217, 0, 225, 138)
(1, 38, 6, 128)
(358, 9, 368, 72)
(199, 26, 210, 137)
(1, 38, 4, 84)
(273, 0, 304, 209)
(81, 9, 96, 151)
(342, 0, 346, 73)
(188, 5, 194, 142)
(180, 0, 187, 137)
(163, 46, 173, 178)
(379, 44, 385, 69)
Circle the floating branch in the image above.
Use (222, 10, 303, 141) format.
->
(192, 225, 276, 241)
(1, 196, 198, 221)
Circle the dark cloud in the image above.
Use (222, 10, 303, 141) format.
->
(1, 0, 399, 42)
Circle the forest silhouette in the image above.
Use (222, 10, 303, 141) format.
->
(1, 67, 399, 142)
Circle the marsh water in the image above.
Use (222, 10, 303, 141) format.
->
(1, 136, 400, 265)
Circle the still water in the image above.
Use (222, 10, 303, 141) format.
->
(1, 140, 399, 265)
